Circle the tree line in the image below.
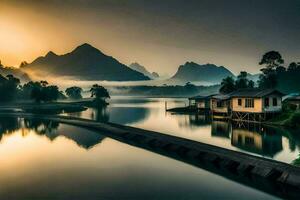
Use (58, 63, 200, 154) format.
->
(0, 74, 110, 103)
(220, 51, 300, 94)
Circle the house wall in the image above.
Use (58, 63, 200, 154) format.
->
(211, 99, 229, 113)
(232, 98, 263, 113)
(232, 95, 282, 113)
(197, 101, 205, 109)
(262, 95, 282, 112)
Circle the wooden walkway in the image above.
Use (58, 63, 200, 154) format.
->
(1, 112, 300, 199)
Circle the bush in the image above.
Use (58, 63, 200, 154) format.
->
(283, 102, 298, 112)
(285, 112, 300, 128)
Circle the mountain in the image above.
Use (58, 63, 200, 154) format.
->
(22, 43, 150, 81)
(129, 62, 160, 79)
(0, 66, 31, 83)
(170, 62, 234, 84)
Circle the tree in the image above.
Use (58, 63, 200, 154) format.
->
(259, 51, 284, 71)
(219, 76, 236, 94)
(258, 51, 284, 89)
(0, 60, 2, 67)
(287, 62, 300, 71)
(275, 66, 286, 73)
(248, 80, 255, 88)
(0, 74, 20, 102)
(65, 86, 83, 99)
(22, 81, 59, 103)
(90, 84, 110, 105)
(235, 71, 249, 89)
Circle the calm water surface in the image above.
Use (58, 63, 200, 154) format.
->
(64, 96, 300, 164)
(0, 117, 277, 199)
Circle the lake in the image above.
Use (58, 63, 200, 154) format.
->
(0, 117, 277, 199)
(63, 96, 300, 165)
(1, 96, 299, 199)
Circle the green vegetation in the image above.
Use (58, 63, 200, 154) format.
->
(267, 102, 300, 128)
(90, 84, 110, 107)
(258, 51, 284, 89)
(220, 51, 300, 94)
(284, 112, 300, 128)
(65, 86, 83, 99)
(23, 81, 62, 103)
(0, 72, 110, 114)
(219, 71, 254, 94)
(292, 154, 300, 167)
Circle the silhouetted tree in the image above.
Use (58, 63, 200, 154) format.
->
(248, 80, 255, 88)
(90, 84, 110, 105)
(65, 86, 83, 99)
(259, 51, 284, 89)
(287, 62, 300, 72)
(259, 51, 284, 71)
(0, 74, 20, 102)
(22, 81, 59, 103)
(219, 76, 236, 94)
(235, 71, 249, 89)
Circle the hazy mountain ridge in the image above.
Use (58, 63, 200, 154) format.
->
(0, 66, 31, 83)
(170, 62, 234, 84)
(22, 43, 150, 81)
(129, 62, 159, 79)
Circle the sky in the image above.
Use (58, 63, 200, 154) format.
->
(0, 0, 299, 76)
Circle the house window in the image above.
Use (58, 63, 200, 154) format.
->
(245, 98, 254, 108)
(273, 98, 278, 106)
(217, 101, 222, 107)
(238, 98, 242, 106)
(264, 98, 269, 107)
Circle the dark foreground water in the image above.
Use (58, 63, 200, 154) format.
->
(0, 117, 277, 199)
(63, 96, 300, 165)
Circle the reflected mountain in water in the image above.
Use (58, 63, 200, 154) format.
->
(85, 107, 151, 125)
(0, 117, 105, 149)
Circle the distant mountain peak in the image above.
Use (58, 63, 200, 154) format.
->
(22, 43, 150, 81)
(171, 62, 234, 84)
(72, 43, 101, 55)
(129, 62, 159, 79)
(45, 51, 57, 58)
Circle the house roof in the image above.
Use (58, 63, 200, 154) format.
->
(211, 94, 231, 100)
(228, 89, 285, 98)
(285, 96, 300, 101)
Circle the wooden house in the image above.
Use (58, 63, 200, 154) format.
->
(188, 95, 214, 110)
(210, 94, 231, 116)
(229, 89, 284, 122)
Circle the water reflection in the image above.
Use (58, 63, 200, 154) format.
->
(62, 97, 300, 164)
(231, 126, 283, 158)
(0, 117, 105, 149)
(70, 106, 151, 124)
(211, 121, 231, 138)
